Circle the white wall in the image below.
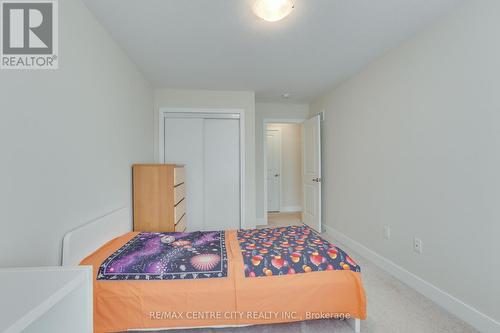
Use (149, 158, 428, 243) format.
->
(154, 89, 256, 228)
(255, 103, 309, 222)
(310, 0, 500, 329)
(0, 0, 154, 267)
(266, 123, 303, 212)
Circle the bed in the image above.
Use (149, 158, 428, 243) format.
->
(62, 207, 366, 333)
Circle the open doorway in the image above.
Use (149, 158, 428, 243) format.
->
(262, 114, 322, 232)
(265, 123, 303, 227)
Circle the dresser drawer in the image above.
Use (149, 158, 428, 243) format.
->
(175, 214, 186, 232)
(174, 167, 185, 186)
(174, 183, 185, 205)
(174, 198, 186, 223)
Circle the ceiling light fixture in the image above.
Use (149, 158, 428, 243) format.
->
(253, 0, 294, 22)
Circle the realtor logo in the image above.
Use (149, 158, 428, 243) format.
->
(1, 0, 58, 69)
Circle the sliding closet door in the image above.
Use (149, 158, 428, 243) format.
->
(164, 114, 241, 231)
(204, 119, 240, 230)
(164, 117, 205, 231)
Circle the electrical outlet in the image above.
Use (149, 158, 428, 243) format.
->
(384, 225, 391, 240)
(413, 237, 423, 254)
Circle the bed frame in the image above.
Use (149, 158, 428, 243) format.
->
(61, 206, 361, 332)
(62, 206, 131, 266)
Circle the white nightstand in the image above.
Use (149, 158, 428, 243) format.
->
(0, 266, 93, 333)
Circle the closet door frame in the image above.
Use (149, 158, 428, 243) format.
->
(158, 107, 245, 229)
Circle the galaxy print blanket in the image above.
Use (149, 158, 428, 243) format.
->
(238, 225, 360, 278)
(97, 231, 227, 281)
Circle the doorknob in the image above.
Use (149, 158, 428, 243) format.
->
(312, 177, 321, 182)
(275, 174, 280, 177)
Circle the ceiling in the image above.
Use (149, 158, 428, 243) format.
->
(82, 0, 462, 103)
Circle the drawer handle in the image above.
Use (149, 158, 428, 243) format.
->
(175, 198, 185, 207)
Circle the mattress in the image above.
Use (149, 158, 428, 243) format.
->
(80, 229, 367, 333)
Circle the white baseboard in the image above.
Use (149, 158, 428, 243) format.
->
(324, 225, 500, 333)
(280, 206, 302, 213)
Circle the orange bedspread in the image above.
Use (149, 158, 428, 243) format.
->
(81, 231, 366, 333)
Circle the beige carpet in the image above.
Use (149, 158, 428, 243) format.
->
(265, 212, 302, 228)
(128, 215, 477, 333)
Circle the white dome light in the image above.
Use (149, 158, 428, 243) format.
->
(253, 0, 294, 22)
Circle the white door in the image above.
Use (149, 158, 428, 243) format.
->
(266, 129, 281, 212)
(164, 114, 241, 231)
(164, 117, 204, 230)
(203, 119, 240, 230)
(302, 114, 322, 232)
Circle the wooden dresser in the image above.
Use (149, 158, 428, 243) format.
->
(132, 164, 186, 232)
